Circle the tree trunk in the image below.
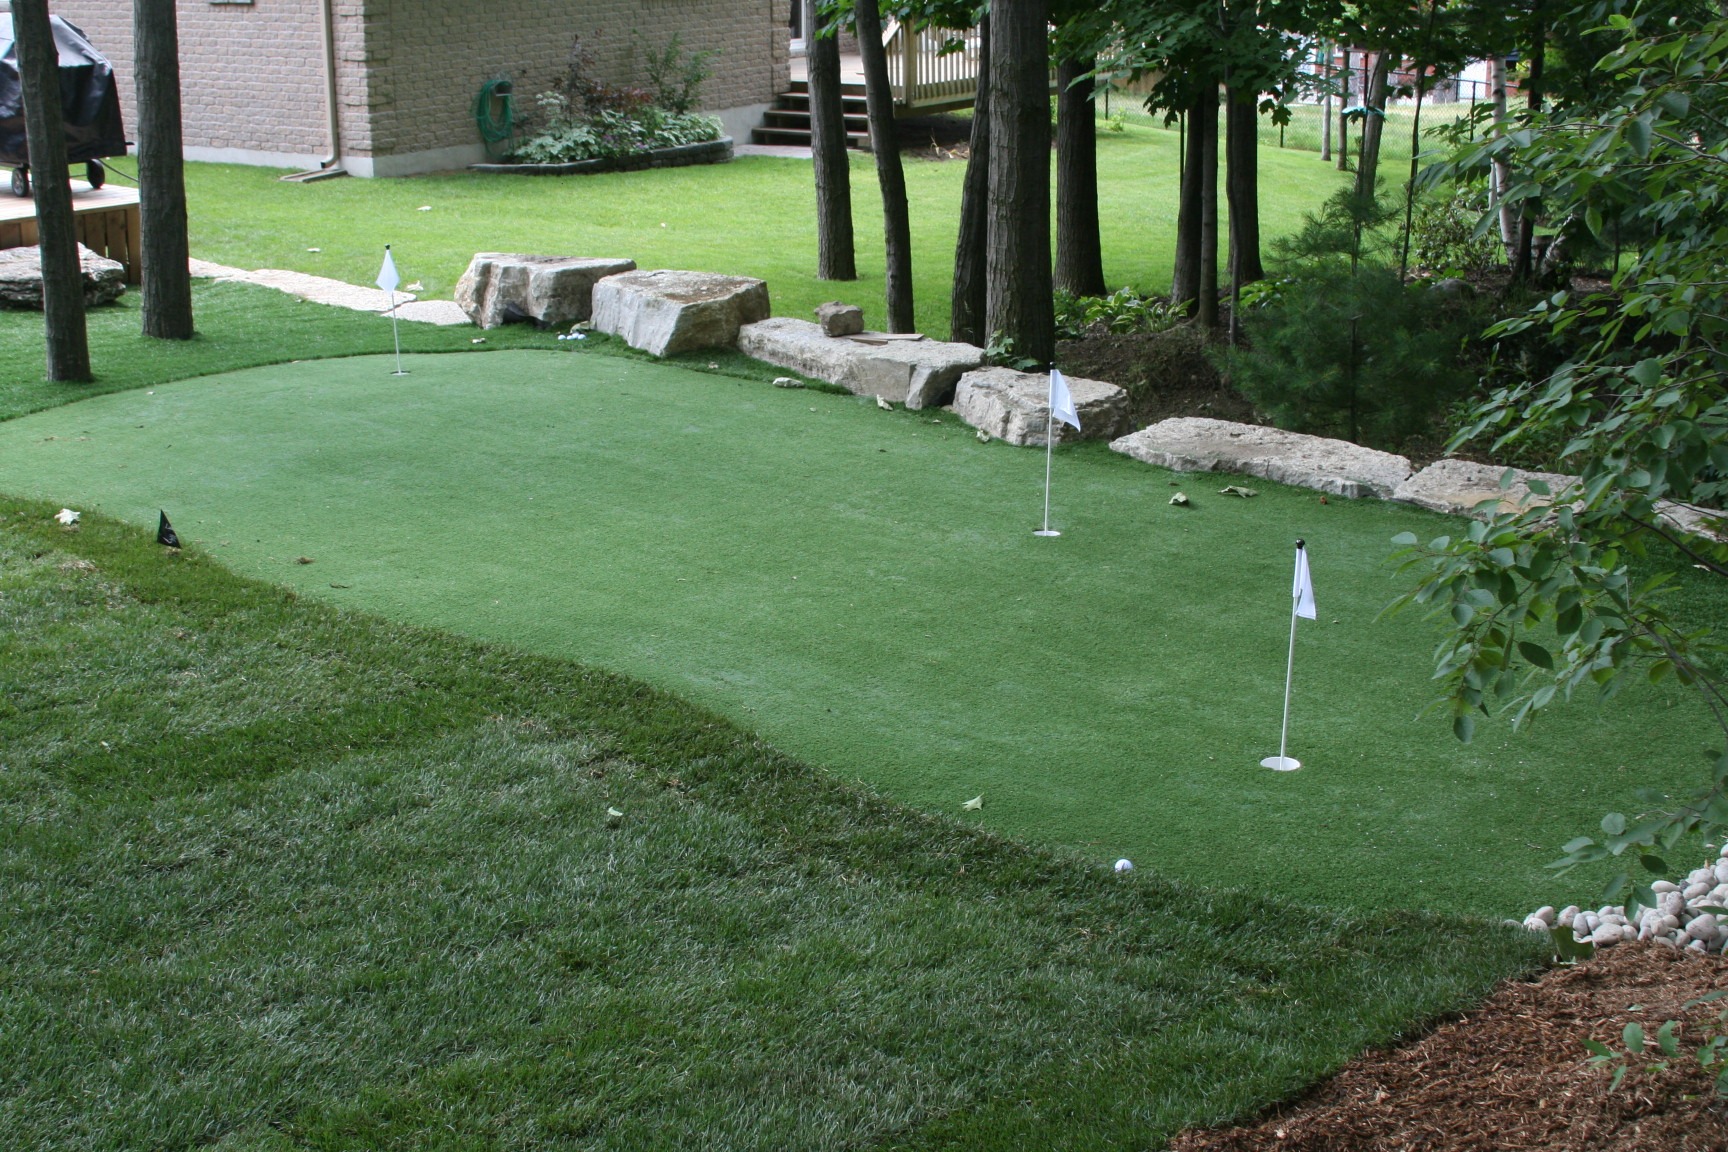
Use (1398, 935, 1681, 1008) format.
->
(14, 0, 91, 381)
(1054, 52, 1105, 297)
(1171, 99, 1204, 312)
(135, 0, 194, 338)
(950, 14, 989, 345)
(1337, 48, 1351, 172)
(1196, 80, 1219, 332)
(1489, 54, 1517, 259)
(807, 0, 856, 282)
(1510, 1, 1545, 284)
(1320, 41, 1332, 162)
(853, 0, 914, 331)
(984, 0, 1053, 366)
(1352, 51, 1392, 203)
(1224, 82, 1263, 287)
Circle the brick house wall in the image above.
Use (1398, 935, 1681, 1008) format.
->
(43, 0, 790, 176)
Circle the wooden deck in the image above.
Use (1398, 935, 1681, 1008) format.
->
(0, 183, 141, 284)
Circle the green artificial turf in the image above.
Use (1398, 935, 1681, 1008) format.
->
(149, 122, 1345, 340)
(0, 279, 557, 422)
(0, 498, 1543, 1150)
(1, 349, 1714, 916)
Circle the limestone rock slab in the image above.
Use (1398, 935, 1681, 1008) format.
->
(737, 317, 984, 409)
(1393, 458, 1578, 517)
(953, 366, 1126, 446)
(455, 253, 635, 329)
(591, 269, 769, 357)
(0, 243, 125, 309)
(1109, 417, 1412, 498)
(1656, 500, 1728, 544)
(815, 301, 864, 336)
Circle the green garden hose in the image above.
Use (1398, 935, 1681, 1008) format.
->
(473, 78, 515, 158)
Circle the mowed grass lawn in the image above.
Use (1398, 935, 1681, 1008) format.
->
(0, 496, 1540, 1150)
(169, 120, 1346, 338)
(0, 346, 1715, 917)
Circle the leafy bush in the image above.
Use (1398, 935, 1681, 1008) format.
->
(509, 37, 721, 165)
(637, 33, 716, 115)
(1221, 189, 1485, 448)
(1055, 287, 1182, 340)
(1409, 184, 1505, 278)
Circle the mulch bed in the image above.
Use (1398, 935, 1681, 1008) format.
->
(1170, 945, 1728, 1151)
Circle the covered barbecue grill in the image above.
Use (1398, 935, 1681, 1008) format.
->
(0, 14, 127, 197)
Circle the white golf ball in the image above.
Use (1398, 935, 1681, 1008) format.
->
(1113, 858, 1133, 874)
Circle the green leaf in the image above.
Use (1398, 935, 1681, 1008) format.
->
(1639, 854, 1669, 873)
(1610, 1064, 1627, 1092)
(1391, 532, 1418, 546)
(1583, 1038, 1616, 1059)
(1628, 357, 1664, 389)
(1453, 712, 1475, 743)
(1658, 1020, 1681, 1058)
(1519, 641, 1555, 670)
(1624, 1022, 1646, 1051)
(1602, 812, 1628, 836)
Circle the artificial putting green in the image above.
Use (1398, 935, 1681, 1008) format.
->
(0, 349, 1712, 915)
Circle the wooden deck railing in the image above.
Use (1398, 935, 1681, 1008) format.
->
(882, 21, 983, 115)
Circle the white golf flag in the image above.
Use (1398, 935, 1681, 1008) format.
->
(376, 246, 400, 293)
(1292, 541, 1317, 620)
(1049, 369, 1080, 432)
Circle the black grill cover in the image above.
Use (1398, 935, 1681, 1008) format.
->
(0, 15, 128, 167)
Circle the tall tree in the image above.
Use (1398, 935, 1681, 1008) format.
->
(1170, 94, 1207, 312)
(853, 0, 915, 330)
(1054, 52, 1106, 296)
(135, 0, 194, 338)
(1350, 50, 1392, 199)
(985, 0, 1054, 364)
(1224, 87, 1264, 287)
(950, 12, 990, 345)
(14, 0, 91, 381)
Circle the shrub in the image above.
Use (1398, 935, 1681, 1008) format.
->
(1409, 183, 1505, 279)
(509, 36, 721, 165)
(637, 33, 716, 115)
(1054, 287, 1182, 340)
(1221, 189, 1485, 449)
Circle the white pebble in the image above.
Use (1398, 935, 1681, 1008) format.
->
(1691, 867, 1716, 886)
(1532, 905, 1556, 926)
(1653, 880, 1681, 894)
(1558, 905, 1580, 927)
(1591, 924, 1623, 947)
(1686, 881, 1712, 901)
(1690, 938, 1710, 952)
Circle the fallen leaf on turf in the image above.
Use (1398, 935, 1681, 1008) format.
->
(417, 205, 432, 211)
(976, 429, 991, 443)
(1169, 492, 1190, 506)
(296, 557, 314, 565)
(962, 795, 983, 810)
(876, 395, 893, 410)
(404, 281, 424, 292)
(54, 508, 79, 525)
(773, 377, 804, 389)
(1218, 485, 1258, 498)
(605, 807, 625, 824)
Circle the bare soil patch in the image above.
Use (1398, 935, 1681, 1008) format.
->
(1170, 945, 1728, 1152)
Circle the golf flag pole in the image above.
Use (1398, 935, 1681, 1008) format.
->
(1035, 369, 1081, 537)
(1262, 539, 1316, 772)
(377, 245, 406, 375)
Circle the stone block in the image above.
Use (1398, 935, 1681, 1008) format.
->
(952, 366, 1126, 446)
(815, 301, 863, 336)
(454, 253, 635, 330)
(0, 243, 125, 310)
(737, 317, 983, 409)
(1392, 458, 1577, 517)
(1108, 417, 1412, 498)
(591, 269, 770, 357)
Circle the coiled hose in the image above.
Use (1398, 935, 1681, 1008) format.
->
(473, 78, 515, 159)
